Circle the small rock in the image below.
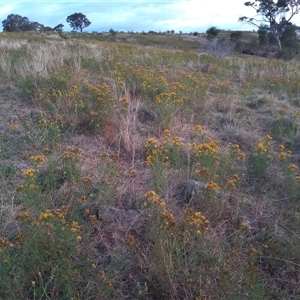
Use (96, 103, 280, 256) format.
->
(242, 216, 262, 235)
(179, 180, 207, 202)
(137, 108, 158, 124)
(202, 63, 215, 73)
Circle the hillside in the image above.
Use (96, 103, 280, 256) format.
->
(0, 31, 300, 299)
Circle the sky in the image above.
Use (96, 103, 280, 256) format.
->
(0, 0, 291, 33)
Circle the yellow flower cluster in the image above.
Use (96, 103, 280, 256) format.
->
(184, 209, 209, 234)
(292, 111, 300, 118)
(119, 97, 129, 104)
(193, 125, 203, 134)
(127, 235, 140, 246)
(276, 145, 292, 161)
(161, 209, 177, 230)
(0, 236, 14, 252)
(66, 85, 79, 99)
(145, 137, 170, 167)
(288, 164, 298, 170)
(206, 181, 220, 191)
(85, 82, 113, 102)
(171, 81, 185, 91)
(78, 195, 87, 204)
(192, 141, 219, 157)
(140, 69, 167, 94)
(218, 81, 231, 91)
(144, 190, 165, 207)
(15, 211, 31, 222)
(129, 169, 137, 177)
(16, 206, 70, 237)
(144, 132, 246, 193)
(8, 124, 17, 131)
(278, 107, 286, 115)
(114, 64, 125, 85)
(256, 135, 272, 153)
(172, 136, 181, 148)
(83, 208, 98, 224)
(226, 174, 240, 189)
(39, 206, 68, 223)
(194, 166, 209, 176)
(155, 91, 176, 104)
(81, 177, 93, 186)
(145, 138, 159, 166)
(163, 129, 171, 137)
(51, 89, 62, 98)
(231, 144, 246, 161)
(70, 221, 80, 232)
(247, 246, 259, 257)
(30, 155, 46, 163)
(23, 168, 36, 177)
(63, 147, 81, 160)
(158, 76, 168, 86)
(240, 221, 252, 232)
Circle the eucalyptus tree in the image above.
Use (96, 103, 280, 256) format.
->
(239, 0, 300, 51)
(66, 13, 91, 32)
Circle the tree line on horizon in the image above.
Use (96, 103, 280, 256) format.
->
(1, 1, 300, 59)
(1, 12, 91, 33)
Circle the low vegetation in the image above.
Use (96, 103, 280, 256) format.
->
(0, 31, 300, 299)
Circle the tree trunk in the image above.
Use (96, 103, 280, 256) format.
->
(271, 24, 282, 51)
(274, 33, 282, 51)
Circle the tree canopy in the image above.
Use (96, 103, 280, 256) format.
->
(2, 14, 30, 32)
(2, 14, 50, 32)
(53, 24, 64, 32)
(239, 0, 300, 51)
(206, 26, 221, 40)
(66, 13, 91, 32)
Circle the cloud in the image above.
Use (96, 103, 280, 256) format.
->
(0, 4, 14, 16)
(0, 3, 17, 19)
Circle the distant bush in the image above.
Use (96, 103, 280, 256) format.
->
(230, 31, 243, 41)
(276, 48, 299, 60)
(206, 26, 221, 40)
(234, 41, 243, 52)
(258, 26, 268, 46)
(42, 26, 53, 32)
(53, 24, 64, 32)
(280, 23, 300, 49)
(109, 28, 117, 36)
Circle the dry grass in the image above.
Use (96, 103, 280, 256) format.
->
(0, 31, 300, 299)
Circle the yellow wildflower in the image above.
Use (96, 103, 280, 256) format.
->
(30, 155, 46, 163)
(206, 181, 220, 191)
(71, 221, 80, 232)
(194, 125, 203, 133)
(240, 221, 252, 232)
(129, 169, 137, 177)
(227, 179, 236, 189)
(163, 129, 171, 137)
(144, 190, 165, 207)
(23, 168, 36, 177)
(120, 97, 129, 104)
(288, 164, 298, 170)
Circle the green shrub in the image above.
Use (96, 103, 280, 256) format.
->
(206, 26, 221, 39)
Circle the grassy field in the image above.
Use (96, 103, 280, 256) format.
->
(0, 31, 300, 299)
